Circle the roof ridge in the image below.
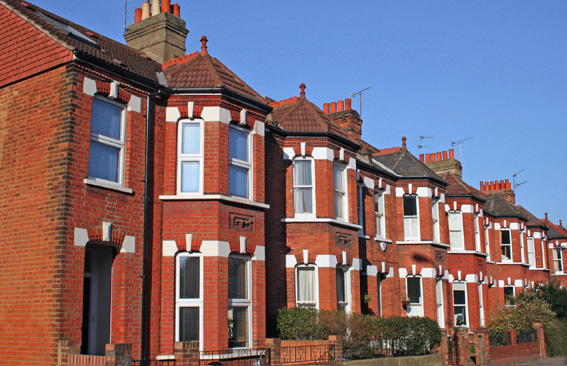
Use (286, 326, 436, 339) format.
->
(269, 96, 298, 108)
(162, 51, 200, 68)
(377, 146, 402, 155)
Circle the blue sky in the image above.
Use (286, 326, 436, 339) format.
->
(32, 1, 567, 224)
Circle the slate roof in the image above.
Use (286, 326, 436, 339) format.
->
(438, 172, 486, 202)
(269, 89, 357, 145)
(3, 0, 162, 84)
(484, 194, 528, 220)
(163, 39, 266, 105)
(516, 205, 547, 229)
(541, 216, 567, 240)
(373, 148, 446, 184)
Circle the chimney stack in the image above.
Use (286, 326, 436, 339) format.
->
(323, 98, 363, 140)
(420, 149, 462, 177)
(479, 179, 515, 205)
(125, 1, 189, 64)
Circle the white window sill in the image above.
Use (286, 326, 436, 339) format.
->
(159, 194, 270, 210)
(397, 240, 450, 248)
(374, 237, 392, 244)
(497, 261, 525, 265)
(156, 355, 174, 360)
(359, 233, 370, 239)
(84, 178, 133, 194)
(447, 250, 489, 257)
(282, 217, 362, 230)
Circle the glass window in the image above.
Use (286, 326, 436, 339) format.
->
(485, 224, 491, 260)
(453, 282, 468, 326)
(501, 229, 512, 261)
(504, 286, 515, 306)
(88, 98, 125, 184)
(357, 185, 365, 235)
(178, 120, 203, 194)
(293, 159, 314, 215)
(296, 266, 317, 308)
(527, 237, 535, 267)
(432, 198, 440, 242)
(448, 211, 463, 249)
(336, 267, 350, 312)
(334, 162, 347, 220)
(375, 189, 386, 238)
(553, 248, 563, 273)
(176, 254, 202, 343)
(228, 126, 251, 198)
(228, 256, 251, 348)
(474, 214, 481, 251)
(403, 195, 419, 240)
(406, 276, 423, 316)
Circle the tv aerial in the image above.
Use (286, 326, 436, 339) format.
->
(512, 169, 527, 191)
(417, 136, 434, 154)
(451, 137, 474, 164)
(350, 87, 371, 119)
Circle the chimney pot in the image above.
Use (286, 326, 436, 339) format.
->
(449, 149, 455, 159)
(161, 0, 171, 13)
(442, 151, 448, 160)
(436, 152, 442, 161)
(338, 100, 344, 112)
(545, 212, 548, 220)
(323, 103, 330, 114)
(300, 83, 306, 98)
(480, 182, 484, 191)
(172, 3, 180, 16)
(200, 36, 208, 55)
(426, 154, 431, 163)
(141, 2, 151, 19)
(345, 98, 352, 110)
(419, 154, 424, 162)
(331, 102, 337, 113)
(152, 0, 161, 16)
(134, 8, 142, 22)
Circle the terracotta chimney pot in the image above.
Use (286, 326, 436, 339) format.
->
(345, 98, 352, 110)
(449, 149, 455, 159)
(331, 102, 337, 113)
(161, 0, 171, 13)
(173, 3, 180, 16)
(419, 154, 424, 162)
(134, 8, 142, 22)
(338, 100, 344, 112)
(323, 103, 330, 114)
(426, 154, 431, 163)
(442, 151, 448, 160)
(480, 182, 485, 191)
(436, 152, 442, 161)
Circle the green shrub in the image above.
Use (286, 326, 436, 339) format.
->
(276, 307, 320, 340)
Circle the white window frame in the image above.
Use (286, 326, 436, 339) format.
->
(453, 281, 468, 326)
(519, 230, 526, 264)
(175, 253, 204, 349)
(553, 248, 563, 273)
(177, 119, 204, 195)
(432, 198, 440, 243)
(448, 211, 464, 250)
(406, 276, 424, 317)
(228, 254, 252, 349)
(403, 195, 420, 241)
(504, 286, 515, 307)
(541, 240, 547, 269)
(88, 96, 127, 185)
(295, 265, 319, 309)
(474, 214, 481, 252)
(436, 278, 444, 328)
(500, 229, 512, 262)
(357, 184, 365, 235)
(527, 237, 536, 267)
(292, 157, 316, 217)
(484, 224, 491, 261)
(333, 161, 348, 220)
(479, 283, 485, 326)
(374, 189, 386, 239)
(228, 125, 253, 199)
(336, 266, 352, 313)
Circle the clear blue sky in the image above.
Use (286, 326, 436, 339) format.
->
(31, 1, 567, 224)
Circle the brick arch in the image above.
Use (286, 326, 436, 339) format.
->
(175, 237, 202, 252)
(86, 227, 125, 251)
(95, 80, 130, 104)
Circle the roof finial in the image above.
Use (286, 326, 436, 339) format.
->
(545, 212, 548, 220)
(200, 36, 208, 55)
(402, 136, 407, 151)
(299, 83, 306, 98)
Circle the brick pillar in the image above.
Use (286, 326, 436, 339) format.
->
(534, 323, 547, 358)
(454, 327, 469, 366)
(105, 343, 132, 366)
(507, 329, 517, 345)
(174, 341, 200, 366)
(57, 338, 80, 366)
(473, 328, 489, 366)
(439, 329, 450, 366)
(265, 338, 282, 366)
(328, 335, 344, 364)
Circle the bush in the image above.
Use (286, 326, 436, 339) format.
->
(276, 308, 442, 359)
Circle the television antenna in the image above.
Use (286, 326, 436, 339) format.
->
(123, 0, 128, 34)
(451, 137, 474, 164)
(350, 87, 371, 119)
(512, 169, 527, 191)
(417, 136, 434, 154)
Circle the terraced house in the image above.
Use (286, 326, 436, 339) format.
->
(0, 1, 565, 365)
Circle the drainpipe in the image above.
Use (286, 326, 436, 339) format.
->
(141, 90, 161, 364)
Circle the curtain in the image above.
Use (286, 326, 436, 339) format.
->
(181, 123, 200, 154)
(293, 160, 313, 213)
(297, 267, 314, 302)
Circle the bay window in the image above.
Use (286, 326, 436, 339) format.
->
(448, 211, 463, 249)
(228, 255, 251, 348)
(176, 254, 202, 344)
(229, 126, 251, 199)
(333, 162, 347, 220)
(293, 159, 314, 215)
(403, 195, 419, 241)
(88, 97, 126, 184)
(178, 120, 203, 194)
(500, 229, 512, 261)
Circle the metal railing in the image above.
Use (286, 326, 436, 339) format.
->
(132, 360, 175, 366)
(281, 344, 335, 364)
(199, 348, 270, 366)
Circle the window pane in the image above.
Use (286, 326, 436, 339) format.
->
(448, 212, 462, 230)
(453, 290, 466, 305)
(179, 307, 199, 341)
(297, 267, 315, 302)
(333, 163, 344, 191)
(450, 231, 463, 248)
(403, 196, 417, 216)
(88, 141, 119, 182)
(181, 161, 200, 193)
(293, 160, 312, 186)
(501, 230, 511, 244)
(91, 98, 122, 140)
(228, 307, 248, 348)
(229, 165, 248, 198)
(454, 306, 467, 325)
(336, 269, 345, 303)
(335, 192, 344, 218)
(407, 277, 421, 304)
(294, 188, 313, 214)
(181, 123, 200, 154)
(228, 257, 247, 299)
(229, 128, 248, 161)
(179, 257, 199, 299)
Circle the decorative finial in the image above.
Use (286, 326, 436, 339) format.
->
(545, 212, 548, 220)
(402, 136, 407, 150)
(299, 83, 306, 98)
(200, 36, 208, 55)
